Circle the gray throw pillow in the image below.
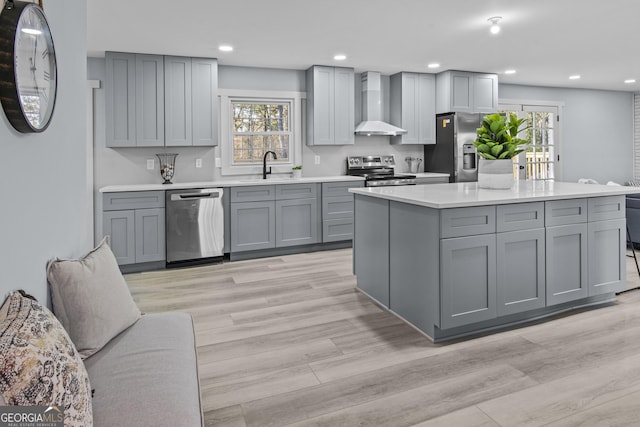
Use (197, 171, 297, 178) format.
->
(46, 237, 141, 358)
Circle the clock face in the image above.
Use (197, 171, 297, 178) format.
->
(13, 4, 57, 131)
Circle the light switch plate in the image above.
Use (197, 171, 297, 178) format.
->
(314, 155, 320, 165)
(215, 157, 221, 168)
(146, 159, 154, 170)
(195, 158, 203, 168)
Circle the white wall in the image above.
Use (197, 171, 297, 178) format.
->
(0, 0, 90, 305)
(499, 84, 634, 184)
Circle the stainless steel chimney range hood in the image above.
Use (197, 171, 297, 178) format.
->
(355, 72, 407, 136)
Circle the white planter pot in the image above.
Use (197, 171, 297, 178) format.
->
(477, 158, 514, 189)
(292, 169, 302, 179)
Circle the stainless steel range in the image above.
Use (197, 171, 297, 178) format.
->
(346, 155, 416, 187)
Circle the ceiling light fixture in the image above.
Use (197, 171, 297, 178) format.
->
(569, 75, 581, 80)
(218, 45, 233, 52)
(504, 69, 516, 75)
(624, 79, 636, 84)
(488, 16, 502, 34)
(427, 63, 440, 69)
(333, 54, 347, 61)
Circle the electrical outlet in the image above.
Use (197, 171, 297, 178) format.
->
(195, 158, 202, 168)
(146, 159, 154, 170)
(215, 157, 221, 168)
(314, 155, 320, 165)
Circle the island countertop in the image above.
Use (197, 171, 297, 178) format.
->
(350, 180, 640, 209)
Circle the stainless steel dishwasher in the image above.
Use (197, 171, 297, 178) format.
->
(166, 188, 224, 264)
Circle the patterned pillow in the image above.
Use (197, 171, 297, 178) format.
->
(0, 291, 93, 427)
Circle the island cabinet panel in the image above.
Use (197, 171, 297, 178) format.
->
(354, 195, 390, 307)
(588, 219, 626, 295)
(545, 198, 587, 226)
(496, 228, 546, 316)
(496, 202, 544, 232)
(545, 223, 588, 305)
(230, 201, 276, 252)
(587, 195, 625, 222)
(440, 205, 496, 238)
(440, 234, 497, 329)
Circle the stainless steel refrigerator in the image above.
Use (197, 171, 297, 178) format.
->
(424, 112, 482, 183)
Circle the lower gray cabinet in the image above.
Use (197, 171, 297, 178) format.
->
(496, 228, 546, 316)
(546, 223, 588, 305)
(588, 219, 626, 295)
(230, 201, 276, 252)
(102, 191, 165, 266)
(276, 198, 319, 247)
(440, 234, 497, 329)
(321, 181, 363, 242)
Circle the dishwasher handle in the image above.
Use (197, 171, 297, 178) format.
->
(170, 191, 221, 201)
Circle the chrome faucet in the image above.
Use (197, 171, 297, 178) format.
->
(263, 151, 277, 179)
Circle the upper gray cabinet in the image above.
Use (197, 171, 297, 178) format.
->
(106, 52, 218, 148)
(435, 71, 498, 114)
(389, 72, 436, 145)
(306, 66, 355, 146)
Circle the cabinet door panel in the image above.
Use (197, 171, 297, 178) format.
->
(135, 54, 164, 147)
(164, 56, 193, 146)
(450, 73, 473, 112)
(276, 198, 319, 247)
(402, 73, 419, 143)
(334, 67, 355, 145)
(440, 234, 497, 329)
(312, 66, 334, 145)
(103, 210, 135, 265)
(546, 224, 588, 305)
(323, 218, 353, 242)
(497, 229, 545, 316)
(588, 219, 626, 295)
(230, 201, 276, 252)
(418, 74, 436, 144)
(105, 52, 136, 147)
(474, 74, 498, 112)
(135, 208, 166, 263)
(191, 58, 218, 146)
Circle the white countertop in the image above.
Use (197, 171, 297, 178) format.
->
(350, 180, 640, 209)
(99, 175, 365, 193)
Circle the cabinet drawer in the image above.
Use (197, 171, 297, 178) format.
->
(588, 195, 625, 222)
(497, 202, 544, 232)
(103, 191, 165, 211)
(545, 199, 587, 226)
(441, 206, 496, 238)
(276, 183, 318, 200)
(322, 181, 363, 197)
(230, 185, 275, 202)
(323, 195, 354, 220)
(323, 218, 354, 242)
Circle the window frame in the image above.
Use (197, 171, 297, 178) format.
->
(219, 89, 304, 176)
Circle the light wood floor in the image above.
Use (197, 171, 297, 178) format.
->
(124, 248, 640, 427)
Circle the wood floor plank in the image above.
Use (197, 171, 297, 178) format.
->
(204, 405, 246, 427)
(544, 388, 640, 427)
(412, 406, 499, 427)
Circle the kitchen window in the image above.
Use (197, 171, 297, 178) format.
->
(219, 89, 304, 176)
(499, 102, 562, 181)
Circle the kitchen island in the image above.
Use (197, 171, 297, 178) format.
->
(350, 181, 639, 342)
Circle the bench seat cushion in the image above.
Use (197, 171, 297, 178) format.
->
(84, 312, 202, 427)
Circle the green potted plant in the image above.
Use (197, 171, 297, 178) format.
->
(473, 113, 528, 189)
(292, 165, 302, 178)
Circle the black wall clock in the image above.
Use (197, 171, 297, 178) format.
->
(0, 0, 57, 133)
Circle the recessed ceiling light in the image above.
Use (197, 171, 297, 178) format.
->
(504, 69, 516, 75)
(218, 45, 233, 52)
(427, 63, 440, 69)
(334, 54, 347, 61)
(488, 16, 502, 34)
(624, 79, 636, 84)
(569, 75, 581, 80)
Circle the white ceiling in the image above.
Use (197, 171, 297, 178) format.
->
(86, 0, 640, 92)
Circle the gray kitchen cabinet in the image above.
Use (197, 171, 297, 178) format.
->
(164, 56, 192, 146)
(436, 71, 498, 114)
(546, 223, 588, 305)
(306, 66, 355, 145)
(276, 198, 319, 247)
(230, 200, 276, 252)
(496, 228, 546, 316)
(389, 72, 436, 145)
(321, 181, 363, 242)
(354, 195, 390, 306)
(440, 234, 497, 329)
(105, 52, 218, 147)
(102, 191, 166, 266)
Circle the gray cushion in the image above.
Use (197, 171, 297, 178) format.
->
(46, 237, 141, 358)
(84, 312, 203, 427)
